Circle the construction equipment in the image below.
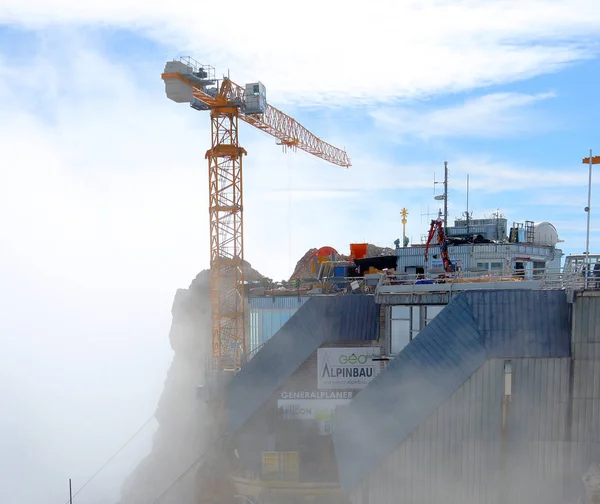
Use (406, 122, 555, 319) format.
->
(288, 246, 339, 281)
(424, 217, 455, 273)
(161, 57, 350, 371)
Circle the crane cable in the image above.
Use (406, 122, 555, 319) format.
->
(288, 153, 292, 276)
(65, 414, 156, 504)
(149, 430, 229, 504)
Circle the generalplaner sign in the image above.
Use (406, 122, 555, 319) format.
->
(317, 347, 380, 389)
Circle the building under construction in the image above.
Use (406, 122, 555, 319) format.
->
(197, 210, 600, 504)
(154, 56, 600, 504)
(222, 282, 600, 504)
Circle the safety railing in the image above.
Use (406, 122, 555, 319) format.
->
(375, 268, 598, 295)
(178, 56, 216, 82)
(316, 275, 379, 295)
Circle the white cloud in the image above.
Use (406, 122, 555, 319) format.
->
(371, 92, 556, 140)
(1, 0, 600, 104)
(451, 156, 589, 192)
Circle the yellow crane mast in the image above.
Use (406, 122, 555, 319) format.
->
(161, 57, 351, 371)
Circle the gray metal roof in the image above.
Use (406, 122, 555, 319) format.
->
(226, 294, 379, 434)
(331, 289, 571, 493)
(471, 290, 571, 358)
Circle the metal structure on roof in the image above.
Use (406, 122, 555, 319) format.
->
(331, 289, 571, 493)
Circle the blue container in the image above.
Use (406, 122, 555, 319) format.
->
(333, 266, 347, 277)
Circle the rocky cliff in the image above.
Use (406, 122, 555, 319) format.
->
(118, 270, 213, 504)
(118, 261, 262, 504)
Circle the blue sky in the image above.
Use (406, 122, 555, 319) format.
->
(1, 1, 600, 503)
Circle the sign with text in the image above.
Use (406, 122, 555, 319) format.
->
(317, 347, 380, 390)
(277, 398, 351, 420)
(279, 390, 354, 400)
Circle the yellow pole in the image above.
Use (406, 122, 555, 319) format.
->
(401, 208, 409, 247)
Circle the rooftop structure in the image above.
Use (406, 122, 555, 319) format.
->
(400, 216, 562, 277)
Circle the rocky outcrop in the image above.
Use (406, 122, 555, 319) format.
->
(118, 271, 213, 504)
(118, 261, 263, 504)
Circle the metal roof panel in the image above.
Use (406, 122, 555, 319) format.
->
(332, 289, 571, 493)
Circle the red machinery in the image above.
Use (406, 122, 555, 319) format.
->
(289, 246, 338, 281)
(424, 218, 455, 273)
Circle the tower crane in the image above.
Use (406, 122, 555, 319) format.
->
(161, 57, 351, 372)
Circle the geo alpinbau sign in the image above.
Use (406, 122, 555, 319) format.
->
(317, 347, 381, 390)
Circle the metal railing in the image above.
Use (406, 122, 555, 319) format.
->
(375, 268, 600, 294)
(315, 275, 381, 295)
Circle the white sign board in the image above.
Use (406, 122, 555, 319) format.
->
(430, 259, 444, 271)
(277, 399, 351, 420)
(317, 347, 380, 390)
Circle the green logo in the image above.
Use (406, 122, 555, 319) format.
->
(338, 354, 368, 365)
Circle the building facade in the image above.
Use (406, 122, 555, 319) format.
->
(227, 295, 382, 504)
(332, 290, 600, 504)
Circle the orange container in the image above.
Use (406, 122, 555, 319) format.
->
(350, 243, 368, 259)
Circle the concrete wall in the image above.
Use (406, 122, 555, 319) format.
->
(349, 291, 600, 504)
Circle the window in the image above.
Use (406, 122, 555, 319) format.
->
(425, 305, 443, 324)
(391, 305, 409, 319)
(476, 261, 502, 273)
(514, 261, 525, 277)
(390, 305, 414, 354)
(250, 312, 260, 352)
(391, 319, 410, 354)
(262, 313, 272, 344)
(533, 261, 545, 279)
(390, 305, 443, 353)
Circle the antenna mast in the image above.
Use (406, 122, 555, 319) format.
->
(434, 162, 449, 232)
(466, 173, 470, 235)
(443, 161, 448, 233)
